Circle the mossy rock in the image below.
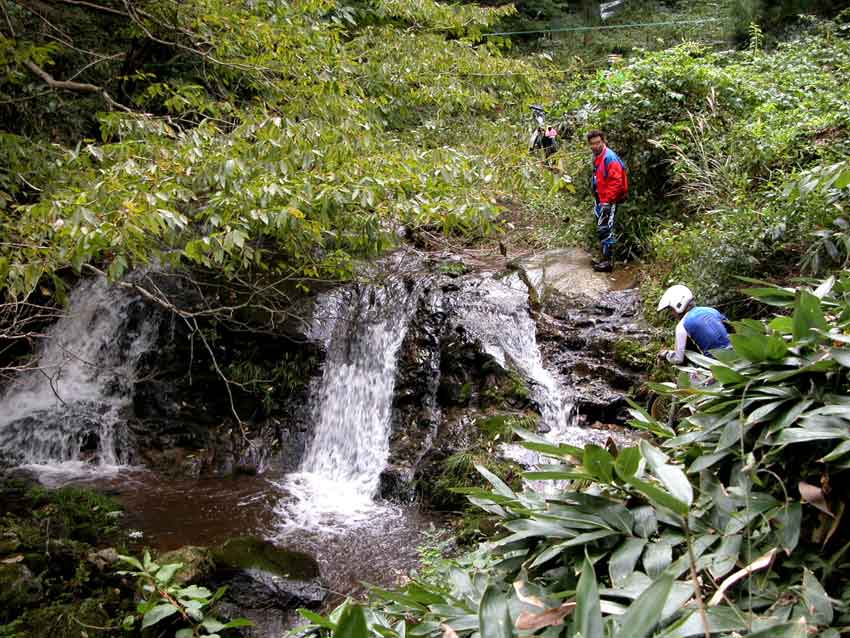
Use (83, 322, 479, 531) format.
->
(481, 369, 531, 409)
(157, 545, 215, 585)
(0, 563, 42, 623)
(0, 531, 21, 555)
(212, 537, 319, 581)
(438, 260, 470, 278)
(14, 597, 115, 638)
(474, 413, 538, 440)
(24, 486, 122, 544)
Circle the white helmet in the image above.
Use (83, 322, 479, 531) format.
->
(657, 284, 694, 314)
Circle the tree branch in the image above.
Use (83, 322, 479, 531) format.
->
(22, 59, 133, 112)
(49, 0, 127, 17)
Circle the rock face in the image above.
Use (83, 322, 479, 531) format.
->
(123, 272, 322, 478)
(380, 248, 651, 504)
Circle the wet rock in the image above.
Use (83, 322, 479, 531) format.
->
(211, 537, 325, 637)
(123, 271, 322, 479)
(86, 547, 120, 572)
(0, 563, 42, 622)
(212, 536, 320, 581)
(158, 545, 216, 585)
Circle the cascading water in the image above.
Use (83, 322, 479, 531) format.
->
(0, 278, 157, 476)
(450, 277, 572, 433)
(278, 276, 422, 531)
(449, 276, 625, 469)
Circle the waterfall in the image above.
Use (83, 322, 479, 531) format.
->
(278, 277, 421, 530)
(450, 278, 573, 433)
(0, 278, 157, 473)
(449, 276, 623, 470)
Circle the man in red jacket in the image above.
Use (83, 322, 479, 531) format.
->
(587, 129, 628, 272)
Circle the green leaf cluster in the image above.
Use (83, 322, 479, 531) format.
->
(116, 551, 252, 637)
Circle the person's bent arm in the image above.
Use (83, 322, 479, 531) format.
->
(605, 160, 626, 203)
(665, 320, 688, 364)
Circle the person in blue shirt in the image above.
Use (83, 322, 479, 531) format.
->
(657, 285, 731, 364)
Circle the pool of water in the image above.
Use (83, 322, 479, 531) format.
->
(32, 464, 442, 599)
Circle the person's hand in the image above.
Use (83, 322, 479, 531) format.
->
(657, 349, 670, 361)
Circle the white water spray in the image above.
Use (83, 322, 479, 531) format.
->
(0, 278, 157, 473)
(278, 278, 420, 531)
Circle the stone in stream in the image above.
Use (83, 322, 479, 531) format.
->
(212, 536, 325, 608)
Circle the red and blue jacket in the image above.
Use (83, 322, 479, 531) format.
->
(592, 146, 628, 204)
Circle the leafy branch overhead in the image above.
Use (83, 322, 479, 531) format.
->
(0, 0, 539, 298)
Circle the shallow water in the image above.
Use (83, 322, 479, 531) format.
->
(51, 466, 440, 598)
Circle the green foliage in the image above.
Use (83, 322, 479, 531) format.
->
(116, 551, 251, 637)
(0, 0, 547, 301)
(545, 17, 850, 301)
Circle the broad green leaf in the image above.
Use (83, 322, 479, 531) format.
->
(475, 465, 516, 499)
(769, 316, 794, 334)
(774, 503, 802, 554)
(299, 608, 337, 629)
(655, 606, 746, 638)
(820, 439, 850, 462)
(610, 538, 647, 587)
(575, 557, 603, 638)
(615, 447, 641, 479)
(776, 427, 849, 444)
(642, 541, 673, 579)
(707, 534, 742, 579)
(743, 620, 808, 638)
(583, 445, 614, 483)
(632, 506, 658, 538)
(117, 554, 144, 571)
(792, 291, 828, 342)
(334, 605, 369, 638)
(746, 399, 788, 426)
(615, 573, 674, 638)
(640, 441, 693, 508)
(141, 604, 179, 629)
(801, 569, 833, 625)
(201, 617, 226, 632)
(710, 364, 746, 385)
(730, 334, 771, 362)
(624, 475, 688, 517)
(178, 585, 212, 599)
(687, 451, 730, 473)
(830, 347, 850, 367)
(155, 562, 183, 585)
(478, 585, 511, 638)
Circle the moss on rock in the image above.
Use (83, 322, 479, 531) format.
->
(212, 537, 319, 581)
(158, 545, 216, 585)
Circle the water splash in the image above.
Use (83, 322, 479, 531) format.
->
(0, 278, 157, 473)
(278, 277, 421, 532)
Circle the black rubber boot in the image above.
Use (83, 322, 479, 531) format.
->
(593, 260, 613, 272)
